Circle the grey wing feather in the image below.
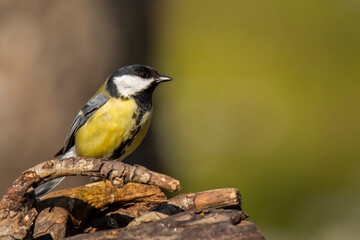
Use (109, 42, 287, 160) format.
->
(62, 93, 109, 154)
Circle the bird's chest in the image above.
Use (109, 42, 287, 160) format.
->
(75, 98, 151, 159)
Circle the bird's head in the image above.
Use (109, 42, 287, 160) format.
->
(106, 65, 172, 98)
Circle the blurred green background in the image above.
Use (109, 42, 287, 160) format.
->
(1, 1, 360, 239)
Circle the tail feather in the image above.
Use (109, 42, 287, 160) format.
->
(34, 177, 65, 197)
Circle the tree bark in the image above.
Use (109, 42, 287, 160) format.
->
(68, 209, 264, 240)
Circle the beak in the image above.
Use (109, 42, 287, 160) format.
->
(156, 75, 173, 83)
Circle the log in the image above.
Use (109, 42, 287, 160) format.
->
(67, 209, 265, 240)
(33, 186, 244, 238)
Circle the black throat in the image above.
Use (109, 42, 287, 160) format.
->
(132, 84, 157, 112)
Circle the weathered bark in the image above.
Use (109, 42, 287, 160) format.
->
(32, 186, 245, 239)
(0, 172, 39, 240)
(33, 181, 166, 239)
(129, 188, 242, 227)
(67, 209, 265, 240)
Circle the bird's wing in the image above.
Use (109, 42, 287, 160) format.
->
(56, 93, 110, 156)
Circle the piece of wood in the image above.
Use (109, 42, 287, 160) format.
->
(33, 181, 166, 239)
(29, 158, 181, 192)
(129, 188, 242, 227)
(33, 206, 68, 239)
(0, 172, 39, 240)
(67, 209, 265, 240)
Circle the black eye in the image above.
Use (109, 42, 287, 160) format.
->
(139, 72, 148, 78)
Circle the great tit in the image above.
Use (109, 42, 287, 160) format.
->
(35, 64, 172, 197)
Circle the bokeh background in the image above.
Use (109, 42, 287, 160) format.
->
(1, 1, 359, 239)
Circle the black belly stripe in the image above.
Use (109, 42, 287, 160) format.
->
(109, 110, 146, 160)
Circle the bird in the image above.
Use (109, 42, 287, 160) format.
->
(35, 64, 172, 197)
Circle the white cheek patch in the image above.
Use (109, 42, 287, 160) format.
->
(113, 75, 153, 97)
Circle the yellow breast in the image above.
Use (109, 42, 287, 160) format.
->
(74, 98, 152, 159)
